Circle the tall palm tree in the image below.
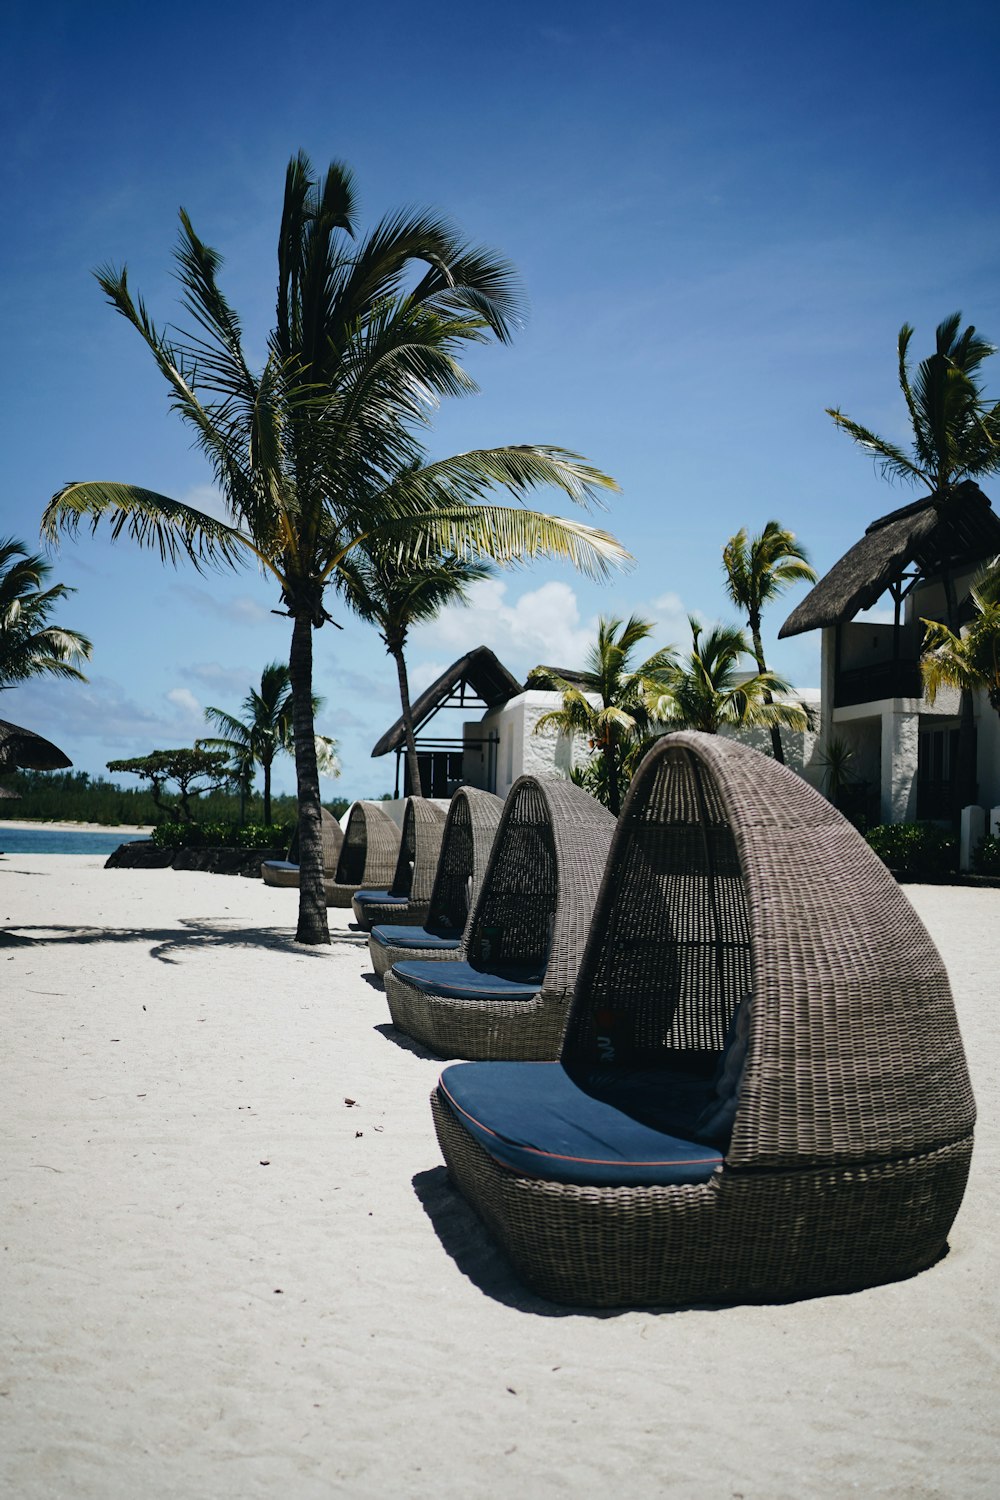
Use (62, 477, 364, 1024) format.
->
(828, 314, 1000, 811)
(41, 152, 628, 943)
(529, 616, 676, 815)
(652, 618, 810, 738)
(0, 537, 92, 690)
(337, 536, 490, 797)
(722, 520, 816, 763)
(827, 314, 1000, 498)
(921, 559, 1000, 722)
(198, 661, 338, 824)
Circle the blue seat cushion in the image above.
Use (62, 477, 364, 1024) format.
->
(371, 924, 460, 952)
(262, 860, 297, 873)
(355, 889, 409, 907)
(437, 1062, 724, 1187)
(392, 958, 543, 1001)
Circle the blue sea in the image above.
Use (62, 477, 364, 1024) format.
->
(0, 827, 148, 856)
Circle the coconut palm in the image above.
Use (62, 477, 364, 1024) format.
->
(198, 661, 338, 824)
(336, 533, 490, 797)
(41, 152, 627, 943)
(722, 520, 816, 763)
(652, 618, 810, 738)
(0, 537, 92, 690)
(921, 560, 1000, 721)
(828, 314, 1000, 812)
(827, 313, 1000, 498)
(529, 616, 676, 815)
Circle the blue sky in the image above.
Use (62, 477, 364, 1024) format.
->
(3, 0, 998, 801)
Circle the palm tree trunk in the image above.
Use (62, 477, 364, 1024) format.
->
(392, 646, 423, 797)
(943, 571, 977, 818)
(288, 612, 330, 945)
(262, 754, 273, 826)
(750, 623, 784, 764)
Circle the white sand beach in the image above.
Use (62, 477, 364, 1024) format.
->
(1, 855, 997, 1499)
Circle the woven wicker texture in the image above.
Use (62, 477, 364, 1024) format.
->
(352, 798, 448, 929)
(433, 732, 976, 1306)
(262, 807, 344, 887)
(369, 788, 503, 977)
(386, 777, 616, 1058)
(323, 801, 401, 908)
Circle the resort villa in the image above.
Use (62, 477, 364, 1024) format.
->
(779, 481, 1000, 828)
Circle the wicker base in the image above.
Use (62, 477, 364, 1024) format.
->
(371, 937, 458, 978)
(261, 862, 298, 888)
(385, 971, 569, 1059)
(352, 898, 431, 933)
(323, 881, 362, 908)
(431, 1089, 973, 1308)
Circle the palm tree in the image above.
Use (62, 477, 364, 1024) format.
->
(828, 313, 1000, 811)
(722, 521, 816, 763)
(0, 537, 92, 690)
(198, 661, 338, 824)
(652, 618, 810, 738)
(41, 152, 628, 944)
(337, 535, 490, 797)
(528, 616, 676, 815)
(827, 314, 1000, 499)
(921, 559, 1000, 722)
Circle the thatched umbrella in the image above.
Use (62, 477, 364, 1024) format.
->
(0, 717, 72, 771)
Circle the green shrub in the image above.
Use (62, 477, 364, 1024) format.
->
(151, 821, 292, 850)
(974, 835, 1000, 875)
(865, 822, 958, 879)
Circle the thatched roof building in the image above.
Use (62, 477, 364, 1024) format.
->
(371, 646, 521, 759)
(780, 481, 1000, 639)
(0, 718, 72, 772)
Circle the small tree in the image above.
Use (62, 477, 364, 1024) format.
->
(107, 748, 231, 822)
(921, 559, 1000, 722)
(652, 618, 811, 738)
(0, 537, 92, 690)
(529, 616, 676, 815)
(722, 521, 816, 763)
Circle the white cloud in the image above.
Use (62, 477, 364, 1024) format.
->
(167, 582, 272, 625)
(421, 578, 596, 676)
(165, 687, 202, 723)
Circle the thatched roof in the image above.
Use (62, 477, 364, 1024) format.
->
(0, 718, 72, 771)
(779, 482, 1000, 639)
(371, 646, 522, 757)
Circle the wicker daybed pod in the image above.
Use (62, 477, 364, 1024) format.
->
(385, 776, 616, 1060)
(351, 798, 449, 931)
(369, 787, 503, 978)
(323, 801, 401, 909)
(431, 732, 975, 1307)
(261, 807, 344, 888)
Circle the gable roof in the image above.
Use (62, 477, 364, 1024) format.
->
(371, 646, 522, 757)
(779, 481, 1000, 638)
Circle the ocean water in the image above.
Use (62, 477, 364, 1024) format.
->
(0, 827, 147, 856)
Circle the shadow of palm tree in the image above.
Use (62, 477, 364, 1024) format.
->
(0, 917, 365, 963)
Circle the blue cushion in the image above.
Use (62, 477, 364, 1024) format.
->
(355, 889, 409, 907)
(262, 860, 297, 873)
(392, 958, 543, 1001)
(371, 924, 460, 952)
(438, 1062, 724, 1187)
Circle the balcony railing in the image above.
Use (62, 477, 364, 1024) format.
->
(834, 660, 923, 708)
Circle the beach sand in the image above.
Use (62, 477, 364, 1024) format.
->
(1, 856, 997, 1499)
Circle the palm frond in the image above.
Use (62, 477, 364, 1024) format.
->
(42, 482, 257, 574)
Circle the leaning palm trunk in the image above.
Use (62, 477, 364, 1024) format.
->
(392, 645, 423, 797)
(942, 571, 977, 818)
(288, 614, 329, 945)
(750, 624, 784, 764)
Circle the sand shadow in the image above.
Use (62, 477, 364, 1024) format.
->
(373, 1021, 441, 1061)
(0, 916, 336, 963)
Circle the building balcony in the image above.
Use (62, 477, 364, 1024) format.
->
(833, 659, 923, 708)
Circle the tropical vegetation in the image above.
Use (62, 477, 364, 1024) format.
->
(198, 661, 338, 824)
(0, 536, 92, 690)
(106, 748, 234, 822)
(337, 533, 490, 797)
(41, 151, 628, 944)
(651, 618, 811, 739)
(528, 616, 675, 816)
(921, 558, 1000, 720)
(722, 521, 816, 763)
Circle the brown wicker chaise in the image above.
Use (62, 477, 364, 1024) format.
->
(323, 800, 401, 909)
(385, 776, 616, 1060)
(260, 807, 344, 888)
(432, 732, 976, 1307)
(368, 787, 504, 978)
(351, 798, 449, 931)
